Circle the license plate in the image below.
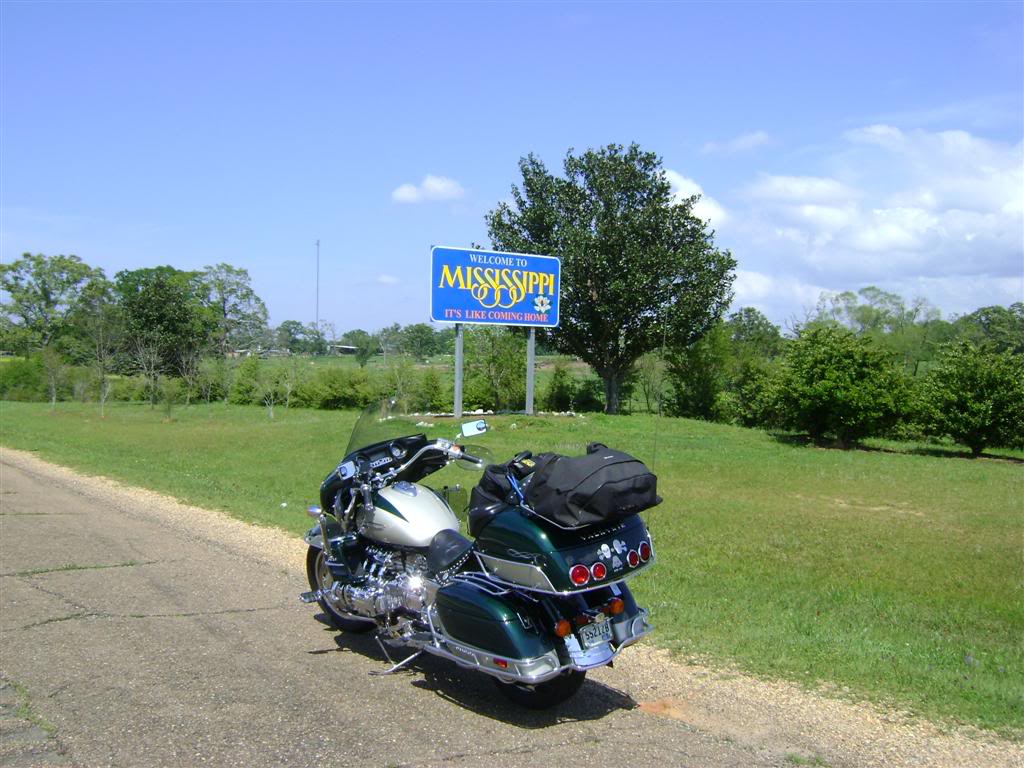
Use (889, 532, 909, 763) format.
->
(579, 619, 612, 649)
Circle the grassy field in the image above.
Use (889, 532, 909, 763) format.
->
(1, 400, 1021, 735)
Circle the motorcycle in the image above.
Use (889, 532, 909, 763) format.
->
(299, 399, 655, 708)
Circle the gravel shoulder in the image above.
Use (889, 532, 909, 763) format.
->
(1, 445, 1020, 768)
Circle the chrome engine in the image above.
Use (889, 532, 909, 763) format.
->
(330, 546, 429, 622)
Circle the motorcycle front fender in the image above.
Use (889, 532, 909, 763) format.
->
(303, 518, 344, 550)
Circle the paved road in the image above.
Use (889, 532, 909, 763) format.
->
(0, 456, 779, 768)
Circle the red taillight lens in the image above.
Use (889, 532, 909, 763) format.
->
(590, 562, 607, 580)
(606, 597, 625, 615)
(627, 550, 640, 568)
(493, 658, 509, 669)
(569, 564, 590, 586)
(554, 619, 572, 638)
(638, 541, 652, 562)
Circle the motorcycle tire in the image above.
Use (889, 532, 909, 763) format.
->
(492, 670, 586, 709)
(305, 546, 375, 633)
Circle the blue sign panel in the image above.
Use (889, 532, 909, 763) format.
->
(430, 246, 560, 328)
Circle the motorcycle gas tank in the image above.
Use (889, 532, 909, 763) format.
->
(358, 482, 459, 548)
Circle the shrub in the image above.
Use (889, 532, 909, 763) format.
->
(228, 356, 261, 405)
(573, 375, 605, 412)
(0, 356, 46, 401)
(665, 322, 729, 421)
(543, 362, 575, 411)
(732, 358, 781, 428)
(917, 342, 1024, 455)
(293, 367, 377, 410)
(774, 326, 906, 446)
(411, 367, 450, 413)
(109, 375, 150, 403)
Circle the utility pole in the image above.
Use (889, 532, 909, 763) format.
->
(315, 239, 320, 331)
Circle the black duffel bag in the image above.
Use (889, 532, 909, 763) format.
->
(523, 442, 660, 528)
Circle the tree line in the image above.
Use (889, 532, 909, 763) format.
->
(2, 141, 1021, 454)
(641, 291, 1023, 456)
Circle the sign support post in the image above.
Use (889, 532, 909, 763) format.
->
(430, 246, 560, 418)
(525, 328, 536, 415)
(453, 323, 464, 418)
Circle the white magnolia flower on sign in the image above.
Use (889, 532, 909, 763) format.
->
(533, 295, 552, 313)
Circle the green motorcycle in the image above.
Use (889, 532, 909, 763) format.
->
(300, 399, 655, 708)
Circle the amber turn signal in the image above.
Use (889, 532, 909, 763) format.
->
(554, 619, 572, 638)
(606, 597, 625, 615)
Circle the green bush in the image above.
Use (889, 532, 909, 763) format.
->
(228, 356, 262, 405)
(573, 375, 605, 412)
(773, 326, 906, 446)
(543, 362, 576, 411)
(293, 367, 377, 410)
(0, 356, 46, 400)
(917, 342, 1024, 455)
(109, 375, 151, 403)
(666, 322, 730, 421)
(732, 358, 780, 428)
(66, 366, 94, 402)
(411, 367, 450, 413)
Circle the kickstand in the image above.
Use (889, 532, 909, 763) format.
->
(371, 636, 422, 676)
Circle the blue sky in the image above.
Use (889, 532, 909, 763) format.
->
(2, 2, 1021, 332)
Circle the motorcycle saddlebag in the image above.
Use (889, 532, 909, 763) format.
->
(524, 443, 661, 529)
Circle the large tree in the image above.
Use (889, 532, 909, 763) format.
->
(67, 276, 122, 417)
(486, 143, 735, 413)
(953, 303, 1024, 355)
(1, 252, 103, 350)
(201, 263, 269, 355)
(114, 266, 215, 378)
(400, 323, 438, 361)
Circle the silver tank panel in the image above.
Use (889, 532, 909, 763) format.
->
(358, 482, 459, 548)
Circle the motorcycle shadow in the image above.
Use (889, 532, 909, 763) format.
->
(310, 614, 637, 728)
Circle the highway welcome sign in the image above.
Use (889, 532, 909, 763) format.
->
(430, 246, 561, 328)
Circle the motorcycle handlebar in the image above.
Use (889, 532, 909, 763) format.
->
(458, 449, 485, 466)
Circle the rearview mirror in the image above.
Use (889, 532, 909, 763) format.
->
(460, 419, 488, 438)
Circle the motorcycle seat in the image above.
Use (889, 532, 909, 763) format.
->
(427, 528, 474, 577)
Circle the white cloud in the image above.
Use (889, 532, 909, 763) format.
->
(722, 125, 1022, 321)
(746, 174, 857, 204)
(376, 274, 399, 285)
(391, 175, 465, 204)
(665, 170, 727, 225)
(734, 268, 827, 306)
(702, 130, 772, 155)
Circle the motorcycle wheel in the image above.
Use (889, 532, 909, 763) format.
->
(492, 670, 586, 709)
(305, 546, 375, 633)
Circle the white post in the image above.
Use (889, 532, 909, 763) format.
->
(453, 323, 464, 418)
(525, 327, 536, 415)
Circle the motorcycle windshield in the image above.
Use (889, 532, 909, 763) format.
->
(346, 398, 426, 455)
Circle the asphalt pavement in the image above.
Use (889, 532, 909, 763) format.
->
(0, 455, 776, 768)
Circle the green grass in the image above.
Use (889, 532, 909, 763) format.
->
(1, 400, 1021, 735)
(786, 755, 830, 767)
